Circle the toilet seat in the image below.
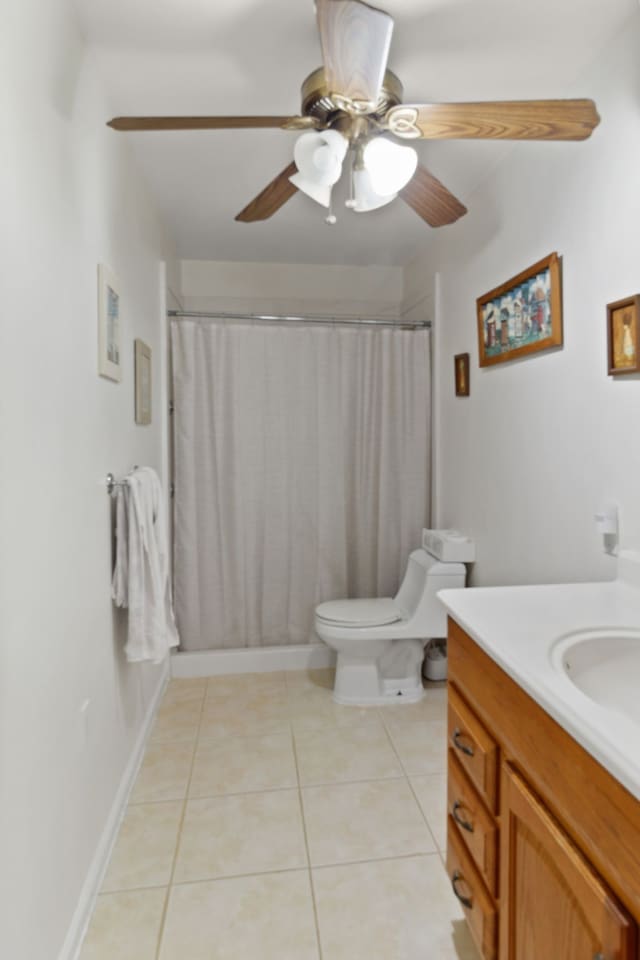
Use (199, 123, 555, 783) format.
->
(315, 597, 402, 628)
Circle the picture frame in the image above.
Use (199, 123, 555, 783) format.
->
(454, 353, 470, 396)
(97, 263, 122, 382)
(476, 252, 563, 367)
(606, 295, 640, 376)
(134, 339, 152, 425)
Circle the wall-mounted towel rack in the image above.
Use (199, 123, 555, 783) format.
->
(106, 467, 139, 495)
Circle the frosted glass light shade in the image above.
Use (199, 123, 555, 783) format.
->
(289, 173, 332, 207)
(364, 138, 418, 196)
(289, 130, 348, 208)
(352, 168, 396, 212)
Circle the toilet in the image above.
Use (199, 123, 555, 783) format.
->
(315, 535, 473, 706)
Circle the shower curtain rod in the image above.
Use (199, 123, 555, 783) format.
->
(168, 309, 430, 329)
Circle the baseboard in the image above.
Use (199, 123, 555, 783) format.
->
(59, 660, 170, 960)
(170, 643, 335, 678)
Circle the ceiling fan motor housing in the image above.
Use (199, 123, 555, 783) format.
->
(300, 67, 404, 127)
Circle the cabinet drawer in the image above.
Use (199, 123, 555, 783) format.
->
(447, 815, 498, 960)
(448, 683, 499, 813)
(448, 749, 499, 897)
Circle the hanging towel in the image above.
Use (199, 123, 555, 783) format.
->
(112, 467, 179, 663)
(111, 481, 130, 608)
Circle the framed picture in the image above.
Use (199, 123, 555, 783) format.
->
(97, 264, 122, 381)
(454, 353, 470, 396)
(477, 252, 562, 367)
(134, 339, 152, 425)
(607, 295, 640, 376)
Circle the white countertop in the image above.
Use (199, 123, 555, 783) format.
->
(439, 572, 640, 802)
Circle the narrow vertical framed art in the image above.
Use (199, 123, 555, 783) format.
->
(134, 339, 152, 424)
(454, 353, 470, 396)
(97, 263, 122, 382)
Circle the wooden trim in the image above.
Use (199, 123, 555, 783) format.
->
(448, 617, 640, 920)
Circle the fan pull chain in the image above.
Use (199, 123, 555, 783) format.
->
(325, 190, 337, 225)
(345, 149, 356, 210)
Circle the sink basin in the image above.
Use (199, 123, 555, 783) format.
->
(551, 628, 640, 725)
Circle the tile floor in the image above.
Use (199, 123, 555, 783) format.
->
(80, 670, 480, 960)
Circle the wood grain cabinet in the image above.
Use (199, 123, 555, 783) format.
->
(446, 617, 640, 960)
(500, 765, 635, 960)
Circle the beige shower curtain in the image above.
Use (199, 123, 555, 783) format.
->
(171, 320, 431, 650)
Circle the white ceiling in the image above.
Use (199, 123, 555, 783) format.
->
(76, 0, 637, 266)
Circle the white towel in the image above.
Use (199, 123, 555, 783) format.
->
(111, 482, 129, 607)
(111, 467, 179, 663)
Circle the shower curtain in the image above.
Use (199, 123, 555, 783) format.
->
(171, 320, 431, 651)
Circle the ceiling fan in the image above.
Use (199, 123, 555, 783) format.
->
(107, 0, 600, 229)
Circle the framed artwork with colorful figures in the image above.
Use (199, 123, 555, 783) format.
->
(607, 295, 640, 376)
(476, 252, 563, 367)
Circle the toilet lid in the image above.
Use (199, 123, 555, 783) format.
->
(315, 598, 402, 628)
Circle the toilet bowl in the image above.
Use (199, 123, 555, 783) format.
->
(315, 548, 467, 706)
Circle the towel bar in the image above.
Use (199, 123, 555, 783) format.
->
(106, 467, 139, 495)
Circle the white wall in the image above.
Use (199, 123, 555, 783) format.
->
(0, 2, 178, 957)
(403, 13, 640, 587)
(180, 259, 404, 318)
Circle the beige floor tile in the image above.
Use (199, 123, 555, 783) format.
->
(159, 871, 319, 960)
(313, 855, 480, 960)
(198, 694, 290, 739)
(205, 671, 287, 701)
(379, 686, 448, 728)
(189, 731, 297, 798)
(102, 801, 182, 892)
(174, 789, 307, 882)
(411, 774, 448, 850)
(387, 719, 448, 776)
(150, 697, 202, 742)
(130, 740, 195, 803)
(303, 779, 436, 866)
(288, 688, 383, 733)
(294, 722, 402, 785)
(162, 678, 207, 705)
(80, 888, 166, 960)
(284, 668, 335, 692)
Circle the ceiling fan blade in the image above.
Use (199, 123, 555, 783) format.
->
(107, 116, 311, 132)
(316, 0, 394, 110)
(387, 99, 600, 141)
(235, 162, 299, 222)
(400, 165, 467, 228)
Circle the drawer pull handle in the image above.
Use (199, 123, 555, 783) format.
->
(452, 728, 475, 757)
(452, 801, 474, 833)
(451, 870, 473, 909)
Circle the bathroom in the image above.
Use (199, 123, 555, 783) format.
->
(3, 0, 640, 958)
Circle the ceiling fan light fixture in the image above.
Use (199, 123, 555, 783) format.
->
(363, 137, 418, 196)
(289, 130, 348, 208)
(352, 168, 396, 213)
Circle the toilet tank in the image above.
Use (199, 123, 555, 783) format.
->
(394, 548, 466, 638)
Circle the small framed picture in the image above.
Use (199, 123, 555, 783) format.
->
(97, 264, 122, 382)
(134, 339, 152, 424)
(454, 353, 470, 396)
(607, 295, 640, 375)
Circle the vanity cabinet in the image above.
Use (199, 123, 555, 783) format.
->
(446, 617, 640, 960)
(500, 765, 635, 960)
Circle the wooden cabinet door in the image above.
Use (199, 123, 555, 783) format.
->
(500, 765, 636, 960)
